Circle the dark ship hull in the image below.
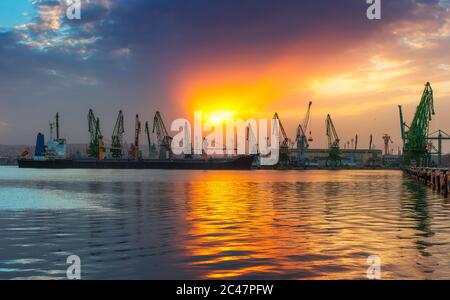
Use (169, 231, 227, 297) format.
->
(18, 155, 255, 170)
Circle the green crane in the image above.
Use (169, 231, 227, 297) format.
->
(145, 121, 158, 159)
(326, 114, 341, 167)
(110, 110, 125, 158)
(152, 111, 173, 159)
(399, 82, 435, 166)
(87, 109, 104, 160)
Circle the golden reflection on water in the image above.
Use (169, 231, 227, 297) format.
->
(180, 170, 450, 279)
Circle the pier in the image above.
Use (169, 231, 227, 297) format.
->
(405, 167, 449, 197)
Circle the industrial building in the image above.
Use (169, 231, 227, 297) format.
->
(289, 148, 383, 168)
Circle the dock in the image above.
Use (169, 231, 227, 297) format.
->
(405, 167, 449, 197)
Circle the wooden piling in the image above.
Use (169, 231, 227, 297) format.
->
(405, 167, 449, 197)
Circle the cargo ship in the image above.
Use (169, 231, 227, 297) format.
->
(18, 155, 255, 170)
(18, 111, 255, 170)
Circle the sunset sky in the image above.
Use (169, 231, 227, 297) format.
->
(0, 0, 449, 152)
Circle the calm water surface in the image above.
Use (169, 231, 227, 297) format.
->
(0, 166, 450, 279)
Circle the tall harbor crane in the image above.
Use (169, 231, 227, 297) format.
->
(133, 114, 141, 161)
(399, 82, 435, 166)
(88, 109, 104, 160)
(110, 110, 125, 158)
(153, 111, 173, 159)
(326, 114, 341, 167)
(273, 113, 290, 166)
(296, 101, 312, 164)
(145, 121, 158, 159)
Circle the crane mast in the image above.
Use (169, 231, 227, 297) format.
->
(152, 111, 173, 159)
(110, 110, 125, 158)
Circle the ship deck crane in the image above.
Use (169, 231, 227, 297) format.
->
(88, 109, 104, 160)
(152, 111, 173, 159)
(326, 114, 341, 167)
(110, 110, 125, 158)
(273, 113, 290, 166)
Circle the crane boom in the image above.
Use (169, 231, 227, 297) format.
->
(326, 114, 339, 148)
(273, 113, 290, 166)
(325, 114, 341, 167)
(302, 101, 312, 137)
(296, 101, 313, 150)
(273, 113, 289, 143)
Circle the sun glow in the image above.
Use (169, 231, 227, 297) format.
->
(205, 110, 237, 125)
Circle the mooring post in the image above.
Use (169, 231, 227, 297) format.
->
(442, 170, 448, 197)
(436, 171, 441, 192)
(432, 170, 436, 190)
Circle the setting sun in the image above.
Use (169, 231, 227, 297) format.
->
(205, 110, 237, 125)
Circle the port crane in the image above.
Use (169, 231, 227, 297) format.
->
(145, 121, 158, 159)
(133, 114, 141, 160)
(110, 110, 125, 158)
(296, 101, 313, 165)
(152, 111, 173, 159)
(273, 113, 290, 166)
(399, 82, 435, 166)
(325, 114, 341, 167)
(87, 109, 104, 160)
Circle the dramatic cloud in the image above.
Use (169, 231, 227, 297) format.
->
(0, 0, 449, 153)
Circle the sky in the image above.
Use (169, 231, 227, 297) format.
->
(0, 0, 449, 153)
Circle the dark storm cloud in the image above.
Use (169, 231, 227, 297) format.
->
(0, 0, 437, 85)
